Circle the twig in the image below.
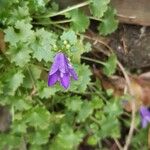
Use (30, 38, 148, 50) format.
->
(83, 34, 136, 150)
(118, 62, 135, 150)
(114, 139, 123, 150)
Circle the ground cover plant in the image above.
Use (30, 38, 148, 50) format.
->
(0, 0, 149, 150)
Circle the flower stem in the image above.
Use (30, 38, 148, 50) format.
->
(36, 1, 91, 18)
(51, 19, 72, 24)
(81, 56, 106, 66)
(89, 16, 102, 21)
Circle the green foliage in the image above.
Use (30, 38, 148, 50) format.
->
(103, 53, 117, 76)
(60, 30, 77, 45)
(31, 28, 56, 62)
(4, 21, 33, 46)
(3, 70, 24, 96)
(65, 9, 90, 32)
(50, 124, 83, 150)
(7, 45, 32, 67)
(0, 0, 143, 150)
(90, 0, 110, 18)
(98, 7, 118, 35)
(131, 128, 148, 149)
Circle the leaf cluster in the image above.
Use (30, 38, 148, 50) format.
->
(0, 0, 145, 150)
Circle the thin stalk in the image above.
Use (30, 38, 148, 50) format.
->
(33, 19, 72, 25)
(89, 16, 102, 21)
(52, 19, 72, 24)
(81, 56, 106, 66)
(114, 139, 123, 150)
(26, 66, 36, 85)
(90, 116, 101, 126)
(37, 1, 91, 18)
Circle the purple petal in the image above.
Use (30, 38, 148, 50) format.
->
(60, 73, 70, 89)
(140, 106, 150, 117)
(48, 72, 59, 86)
(49, 55, 60, 75)
(69, 68, 78, 80)
(58, 53, 69, 73)
(140, 106, 150, 128)
(141, 118, 147, 128)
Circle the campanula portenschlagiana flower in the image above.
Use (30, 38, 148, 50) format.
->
(48, 52, 78, 89)
(140, 106, 150, 128)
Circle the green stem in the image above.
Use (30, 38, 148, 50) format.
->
(89, 16, 102, 21)
(26, 66, 36, 85)
(33, 16, 101, 26)
(53, 24, 67, 30)
(33, 19, 72, 25)
(90, 116, 101, 126)
(81, 56, 106, 66)
(37, 1, 91, 18)
(32, 64, 49, 71)
(52, 19, 72, 24)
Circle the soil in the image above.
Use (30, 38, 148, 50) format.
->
(109, 24, 150, 70)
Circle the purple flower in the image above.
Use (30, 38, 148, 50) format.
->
(48, 52, 78, 89)
(140, 106, 150, 128)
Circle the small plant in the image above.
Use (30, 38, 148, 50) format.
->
(0, 0, 148, 150)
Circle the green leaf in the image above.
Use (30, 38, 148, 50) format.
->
(99, 115, 120, 138)
(91, 96, 104, 109)
(8, 2, 32, 25)
(77, 101, 93, 122)
(28, 129, 51, 145)
(104, 99, 123, 117)
(4, 71, 24, 95)
(98, 7, 118, 35)
(0, 81, 4, 94)
(12, 96, 32, 111)
(37, 80, 59, 98)
(84, 42, 92, 52)
(51, 124, 83, 150)
(70, 64, 92, 93)
(0, 134, 22, 150)
(103, 53, 117, 76)
(23, 65, 42, 89)
(28, 0, 48, 13)
(25, 106, 51, 129)
(60, 30, 77, 45)
(65, 96, 83, 112)
(4, 20, 33, 46)
(65, 9, 89, 32)
(11, 119, 27, 133)
(7, 45, 31, 67)
(87, 135, 99, 146)
(31, 28, 56, 62)
(90, 0, 110, 18)
(71, 39, 91, 63)
(131, 128, 148, 149)
(29, 145, 43, 150)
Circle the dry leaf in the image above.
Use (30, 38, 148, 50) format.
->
(93, 68, 150, 112)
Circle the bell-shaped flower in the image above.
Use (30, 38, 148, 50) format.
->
(140, 106, 150, 128)
(48, 52, 78, 89)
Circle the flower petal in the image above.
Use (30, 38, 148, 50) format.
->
(60, 73, 70, 89)
(49, 53, 62, 75)
(142, 118, 148, 128)
(48, 72, 59, 86)
(140, 106, 150, 128)
(58, 53, 69, 73)
(140, 106, 150, 117)
(69, 68, 78, 80)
